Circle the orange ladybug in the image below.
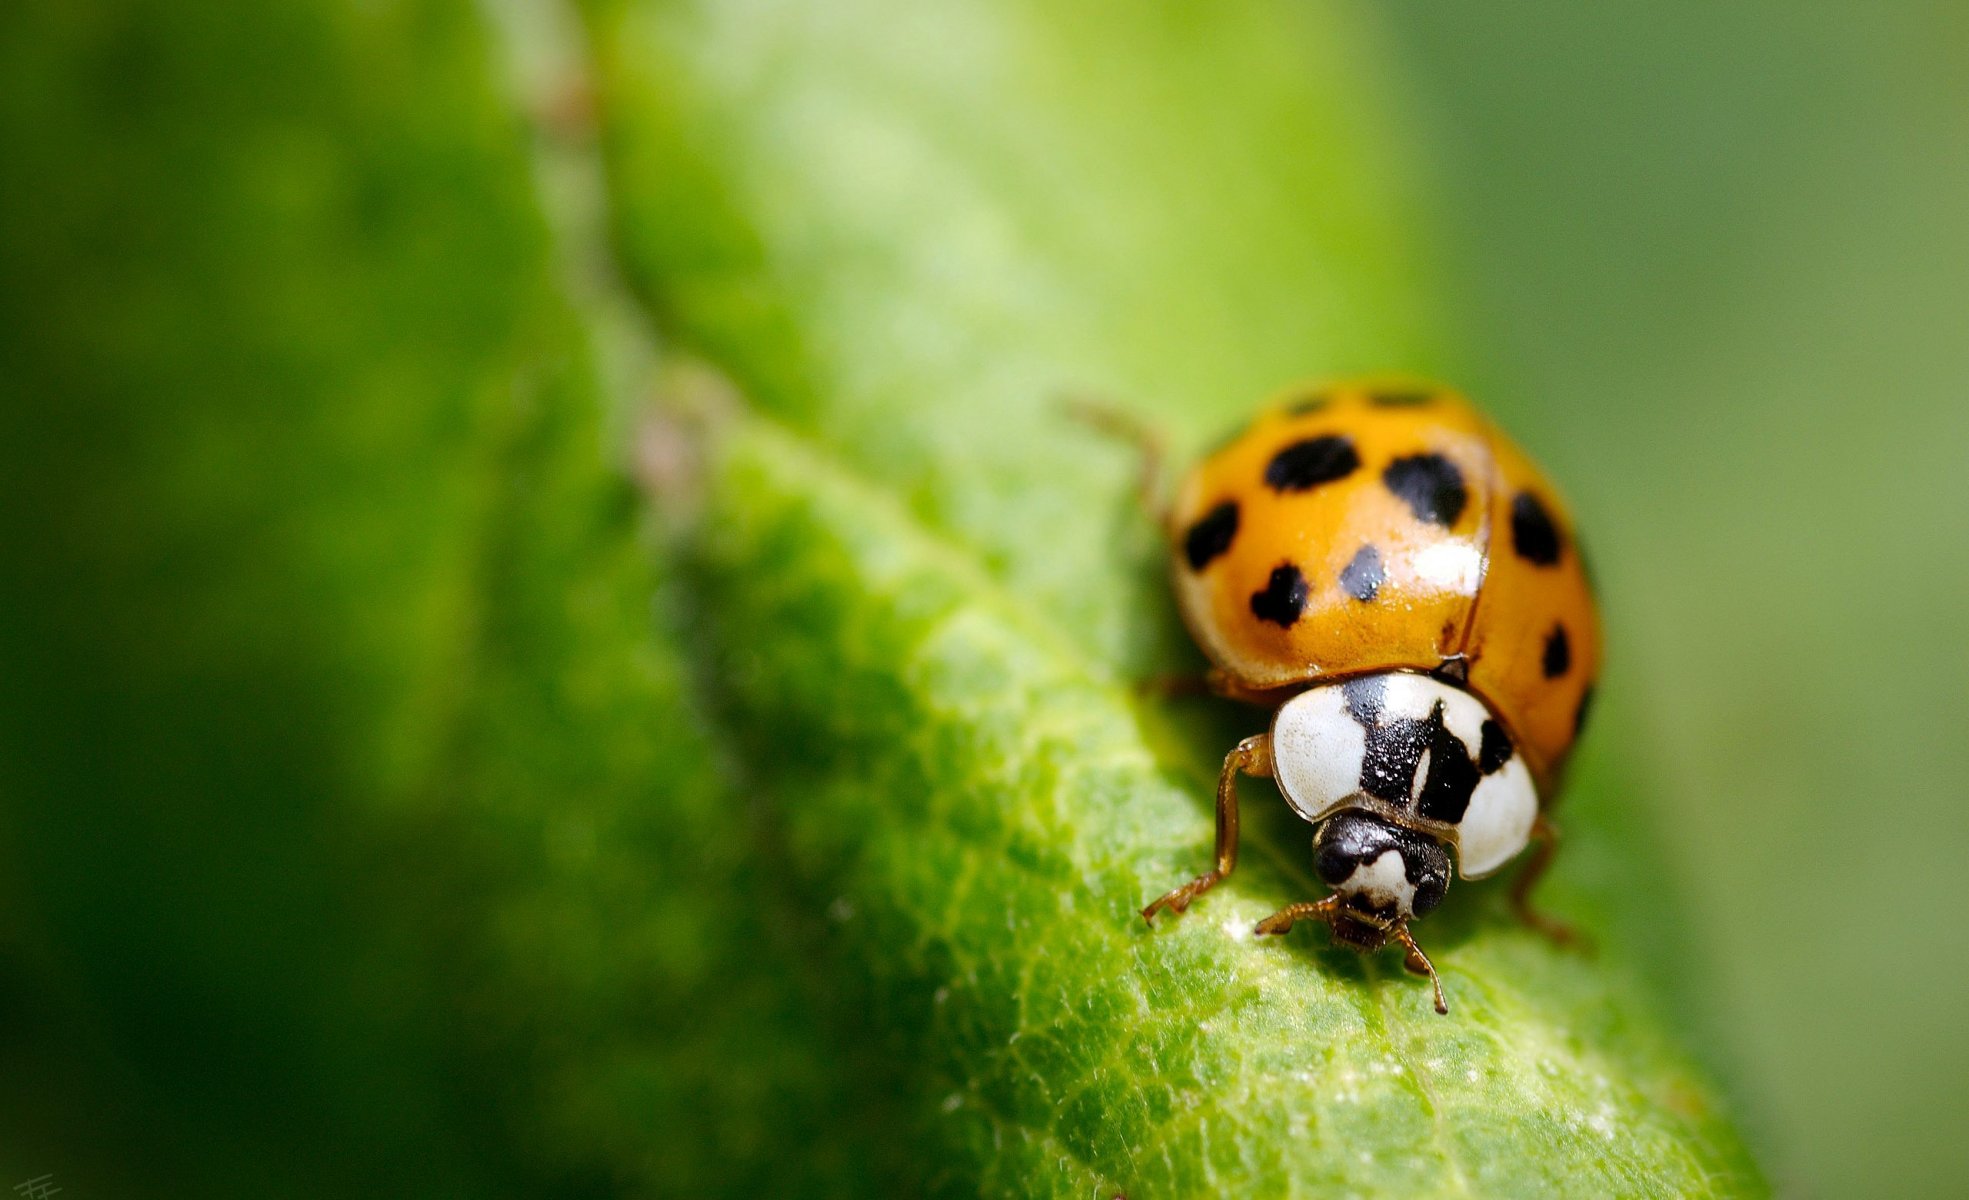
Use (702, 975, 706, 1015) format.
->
(1125, 380, 1599, 1014)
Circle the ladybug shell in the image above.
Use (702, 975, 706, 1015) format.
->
(1168, 381, 1600, 793)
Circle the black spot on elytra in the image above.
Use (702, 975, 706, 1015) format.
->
(1338, 544, 1385, 602)
(1287, 394, 1332, 415)
(1265, 435, 1359, 493)
(1369, 388, 1435, 408)
(1183, 501, 1239, 571)
(1574, 684, 1596, 739)
(1250, 563, 1310, 627)
(1478, 720, 1514, 775)
(1511, 492, 1564, 566)
(1542, 623, 1571, 678)
(1381, 453, 1468, 527)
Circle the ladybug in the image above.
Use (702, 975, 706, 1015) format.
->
(1109, 380, 1599, 1014)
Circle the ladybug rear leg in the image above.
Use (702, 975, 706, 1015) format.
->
(1142, 734, 1271, 924)
(1059, 395, 1167, 521)
(1509, 815, 1590, 952)
(1138, 668, 1286, 707)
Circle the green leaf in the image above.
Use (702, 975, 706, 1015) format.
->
(0, 0, 1767, 1196)
(584, 0, 1768, 1194)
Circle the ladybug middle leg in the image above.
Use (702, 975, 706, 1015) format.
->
(1142, 733, 1271, 924)
(1509, 815, 1590, 952)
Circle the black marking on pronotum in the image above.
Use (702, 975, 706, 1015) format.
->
(1287, 394, 1332, 415)
(1340, 674, 1387, 725)
(1339, 688, 1486, 824)
(1264, 435, 1360, 493)
(1574, 684, 1596, 739)
(1183, 501, 1239, 571)
(1354, 705, 1430, 806)
(1250, 563, 1310, 627)
(1511, 491, 1564, 566)
(1478, 719, 1514, 775)
(1413, 705, 1482, 824)
(1338, 544, 1385, 602)
(1542, 623, 1572, 678)
(1368, 388, 1435, 408)
(1381, 453, 1468, 527)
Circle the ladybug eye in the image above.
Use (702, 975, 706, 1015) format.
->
(1410, 864, 1449, 916)
(1314, 838, 1360, 886)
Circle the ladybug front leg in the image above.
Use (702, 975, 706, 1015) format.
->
(1142, 733, 1272, 924)
(1251, 893, 1341, 937)
(1509, 815, 1589, 951)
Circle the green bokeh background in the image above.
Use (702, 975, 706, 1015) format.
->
(1, 1, 1964, 1197)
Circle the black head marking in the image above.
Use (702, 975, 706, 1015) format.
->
(1542, 623, 1571, 678)
(1250, 563, 1310, 627)
(1265, 435, 1360, 493)
(1478, 719, 1514, 775)
(1574, 684, 1596, 739)
(1313, 811, 1450, 917)
(1368, 388, 1435, 408)
(1287, 394, 1332, 415)
(1183, 501, 1239, 571)
(1339, 544, 1385, 602)
(1382, 454, 1468, 527)
(1511, 492, 1565, 566)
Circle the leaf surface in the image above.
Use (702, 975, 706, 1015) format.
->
(579, 0, 1769, 1194)
(0, 0, 1766, 1196)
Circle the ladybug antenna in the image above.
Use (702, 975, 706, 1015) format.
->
(1252, 896, 1452, 1015)
(1393, 923, 1449, 1015)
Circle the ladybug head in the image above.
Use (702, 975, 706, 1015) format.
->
(1313, 810, 1451, 945)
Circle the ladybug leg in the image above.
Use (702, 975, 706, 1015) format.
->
(1142, 733, 1271, 924)
(1392, 923, 1450, 1015)
(1136, 672, 1216, 700)
(1205, 669, 1291, 706)
(1252, 893, 1340, 937)
(1137, 668, 1280, 706)
(1059, 395, 1167, 521)
(1509, 815, 1591, 952)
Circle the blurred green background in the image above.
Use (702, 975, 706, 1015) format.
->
(1, 1, 1965, 1197)
(1384, 5, 1969, 1195)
